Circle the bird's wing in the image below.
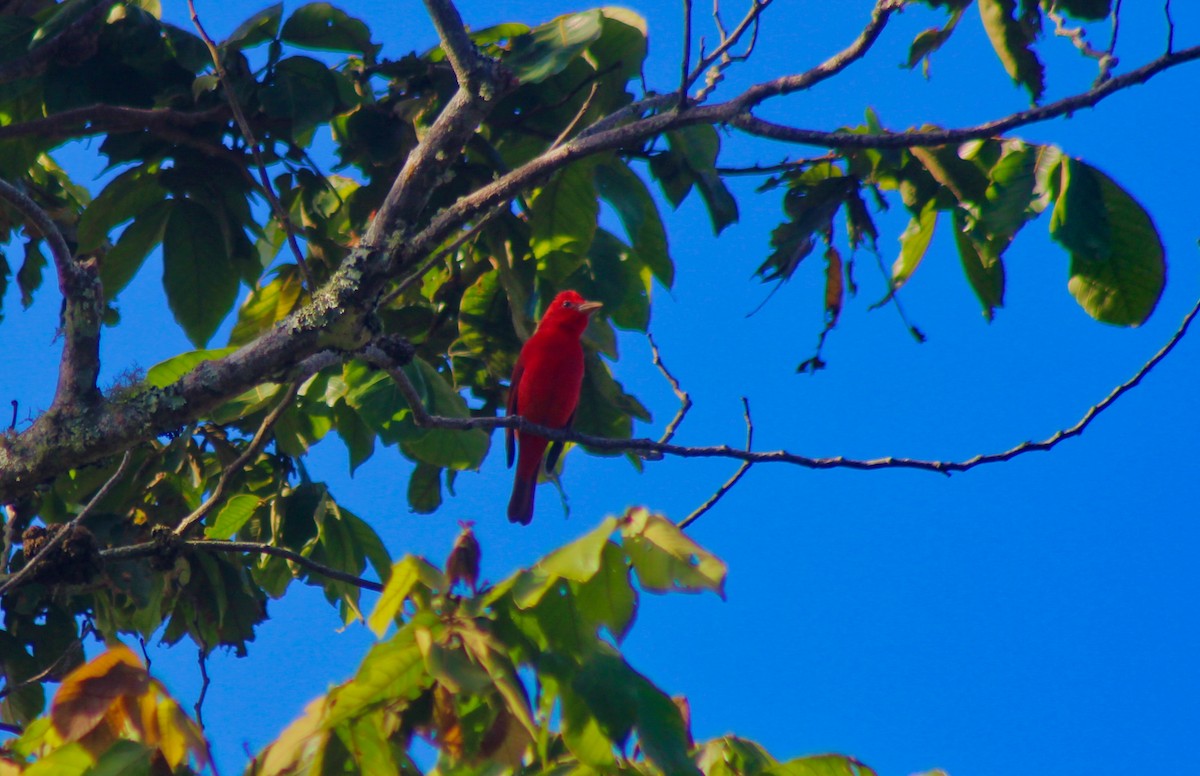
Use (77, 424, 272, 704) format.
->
(506, 355, 525, 469)
(545, 408, 575, 474)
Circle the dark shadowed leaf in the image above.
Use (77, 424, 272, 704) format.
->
(162, 199, 239, 346)
(102, 200, 171, 299)
(281, 3, 376, 55)
(1052, 0, 1111, 21)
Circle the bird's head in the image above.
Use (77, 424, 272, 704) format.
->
(538, 290, 603, 335)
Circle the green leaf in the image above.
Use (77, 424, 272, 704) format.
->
(540, 517, 618, 582)
(531, 161, 599, 283)
(222, 3, 283, 50)
(281, 3, 376, 55)
(595, 160, 673, 286)
(505, 10, 603, 84)
(573, 540, 638, 641)
(204, 495, 262, 539)
(145, 347, 238, 388)
(102, 200, 172, 299)
(665, 125, 738, 234)
(162, 199, 239, 347)
(367, 556, 445, 637)
(77, 164, 167, 252)
(259, 56, 340, 139)
(904, 8, 965, 76)
(1050, 158, 1165, 325)
(892, 199, 938, 290)
(406, 463, 442, 514)
(977, 140, 1038, 238)
(342, 360, 424, 445)
(17, 240, 44, 309)
(579, 229, 650, 331)
(229, 268, 303, 346)
(1051, 0, 1110, 21)
(84, 739, 153, 776)
(400, 359, 490, 471)
(332, 401, 375, 475)
(328, 624, 431, 725)
(952, 209, 1005, 322)
(23, 742, 94, 776)
(621, 508, 727, 598)
(766, 754, 878, 776)
(977, 0, 1045, 102)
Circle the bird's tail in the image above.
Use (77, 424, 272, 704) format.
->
(507, 474, 536, 524)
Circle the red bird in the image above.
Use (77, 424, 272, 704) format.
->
(506, 290, 602, 524)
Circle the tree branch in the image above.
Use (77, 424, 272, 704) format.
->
(174, 382, 300, 537)
(0, 0, 110, 84)
(370, 295, 1199, 478)
(99, 539, 383, 593)
(649, 333, 692, 446)
(0, 104, 230, 143)
(730, 42, 1200, 148)
(187, 0, 315, 292)
(680, 397, 754, 529)
(0, 451, 132, 597)
(5, 0, 1200, 509)
(0, 178, 102, 410)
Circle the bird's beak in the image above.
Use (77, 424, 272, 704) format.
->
(578, 301, 603, 315)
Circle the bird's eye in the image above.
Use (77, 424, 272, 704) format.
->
(562, 300, 572, 308)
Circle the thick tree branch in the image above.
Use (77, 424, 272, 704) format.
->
(0, 178, 102, 410)
(423, 0, 484, 88)
(4, 0, 1200, 509)
(0, 104, 230, 143)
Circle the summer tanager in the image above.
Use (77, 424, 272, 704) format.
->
(506, 290, 602, 524)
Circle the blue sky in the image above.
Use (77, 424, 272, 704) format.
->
(7, 2, 1200, 775)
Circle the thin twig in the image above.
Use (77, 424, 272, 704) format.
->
(366, 295, 1200, 477)
(1108, 0, 1123, 59)
(1164, 0, 1175, 53)
(195, 646, 210, 729)
(0, 451, 133, 597)
(174, 383, 299, 536)
(550, 83, 600, 150)
(0, 644, 80, 700)
(679, 0, 694, 107)
(649, 333, 692, 446)
(688, 0, 771, 98)
(680, 397, 754, 528)
(98, 539, 383, 593)
(187, 0, 314, 293)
